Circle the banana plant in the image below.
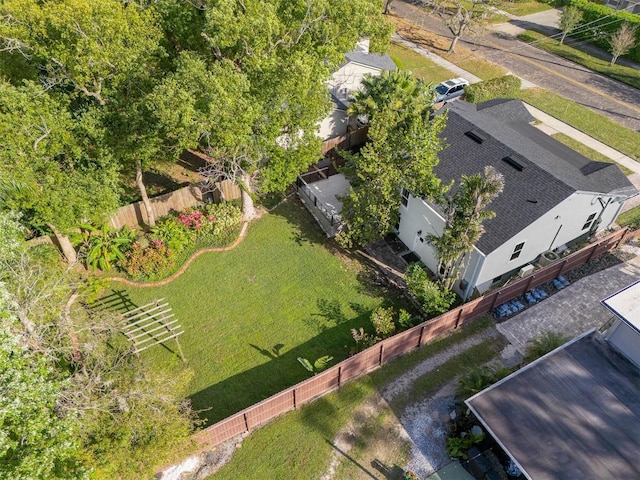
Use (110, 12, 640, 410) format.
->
(297, 355, 334, 375)
(73, 223, 135, 271)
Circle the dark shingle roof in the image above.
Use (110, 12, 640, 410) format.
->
(344, 51, 397, 71)
(434, 99, 635, 254)
(466, 331, 640, 480)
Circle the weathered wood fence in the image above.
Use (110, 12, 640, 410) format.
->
(191, 227, 628, 449)
(321, 127, 368, 154)
(109, 185, 205, 229)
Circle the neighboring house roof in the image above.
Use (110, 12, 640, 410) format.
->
(602, 278, 640, 333)
(432, 99, 635, 254)
(466, 330, 640, 480)
(343, 51, 397, 71)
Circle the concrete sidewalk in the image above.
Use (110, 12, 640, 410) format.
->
(392, 34, 640, 176)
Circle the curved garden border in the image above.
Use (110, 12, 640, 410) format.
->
(107, 222, 249, 288)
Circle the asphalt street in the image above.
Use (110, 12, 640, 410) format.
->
(391, 1, 640, 132)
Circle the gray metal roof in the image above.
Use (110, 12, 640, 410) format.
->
(466, 331, 640, 480)
(344, 51, 397, 71)
(434, 99, 635, 254)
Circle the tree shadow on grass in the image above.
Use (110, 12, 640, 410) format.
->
(189, 310, 375, 427)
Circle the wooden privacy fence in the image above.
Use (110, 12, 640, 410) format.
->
(110, 185, 204, 229)
(192, 228, 628, 451)
(321, 127, 368, 154)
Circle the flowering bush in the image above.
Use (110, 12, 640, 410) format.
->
(151, 218, 194, 253)
(122, 239, 175, 280)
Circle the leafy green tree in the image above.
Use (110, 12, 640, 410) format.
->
(191, 0, 393, 217)
(559, 6, 583, 45)
(0, 325, 86, 480)
(0, 219, 197, 479)
(0, 81, 120, 234)
(428, 166, 504, 290)
(340, 70, 446, 246)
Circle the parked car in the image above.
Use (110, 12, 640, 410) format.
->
(434, 77, 469, 103)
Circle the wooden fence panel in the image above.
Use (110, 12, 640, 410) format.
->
(340, 346, 381, 382)
(382, 327, 422, 361)
(245, 389, 295, 429)
(420, 312, 459, 345)
(213, 180, 241, 203)
(110, 185, 204, 229)
(295, 367, 340, 406)
(195, 412, 247, 446)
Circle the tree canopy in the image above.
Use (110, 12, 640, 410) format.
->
(0, 212, 197, 478)
(340, 70, 446, 246)
(0, 0, 393, 228)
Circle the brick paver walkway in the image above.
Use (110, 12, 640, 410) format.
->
(497, 255, 640, 354)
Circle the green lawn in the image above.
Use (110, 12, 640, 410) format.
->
(617, 206, 640, 229)
(552, 133, 634, 175)
(210, 317, 497, 480)
(518, 30, 640, 90)
(499, 0, 552, 17)
(108, 199, 404, 426)
(514, 88, 640, 162)
(389, 42, 456, 83)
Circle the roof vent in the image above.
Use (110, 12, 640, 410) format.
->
(465, 129, 487, 144)
(502, 155, 524, 171)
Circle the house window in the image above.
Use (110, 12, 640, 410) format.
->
(510, 242, 525, 261)
(582, 212, 597, 230)
(401, 188, 410, 207)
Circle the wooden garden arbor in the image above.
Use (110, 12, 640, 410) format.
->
(121, 298, 185, 361)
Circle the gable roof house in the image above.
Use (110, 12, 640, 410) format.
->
(397, 98, 637, 300)
(466, 282, 640, 480)
(317, 39, 396, 141)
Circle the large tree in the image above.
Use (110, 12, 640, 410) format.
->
(0, 0, 168, 227)
(183, 0, 393, 217)
(340, 70, 447, 246)
(428, 166, 504, 290)
(0, 213, 197, 478)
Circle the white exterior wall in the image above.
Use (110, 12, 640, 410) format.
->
(607, 320, 640, 367)
(317, 109, 349, 140)
(397, 194, 445, 274)
(328, 63, 382, 104)
(475, 192, 624, 291)
(399, 191, 626, 297)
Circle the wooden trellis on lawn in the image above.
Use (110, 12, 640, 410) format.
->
(121, 298, 185, 362)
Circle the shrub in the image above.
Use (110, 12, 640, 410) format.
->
(405, 263, 456, 316)
(151, 218, 194, 253)
(371, 306, 396, 339)
(351, 327, 377, 352)
(464, 75, 522, 103)
(567, 0, 640, 63)
(524, 331, 568, 362)
(201, 202, 243, 237)
(122, 239, 175, 280)
(456, 365, 511, 399)
(446, 429, 485, 460)
(398, 309, 415, 329)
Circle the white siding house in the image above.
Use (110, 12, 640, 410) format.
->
(318, 39, 396, 140)
(398, 99, 637, 300)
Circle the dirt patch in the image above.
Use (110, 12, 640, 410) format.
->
(322, 393, 412, 480)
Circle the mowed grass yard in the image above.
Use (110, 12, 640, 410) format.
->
(109, 199, 404, 426)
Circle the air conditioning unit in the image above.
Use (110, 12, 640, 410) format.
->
(518, 264, 535, 277)
(537, 250, 559, 267)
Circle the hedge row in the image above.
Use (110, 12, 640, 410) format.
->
(567, 0, 640, 62)
(464, 75, 521, 103)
